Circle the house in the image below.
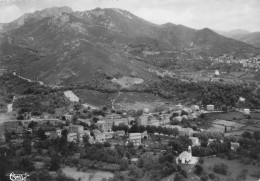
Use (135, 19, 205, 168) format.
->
(215, 70, 220, 76)
(231, 142, 240, 151)
(131, 158, 139, 165)
(160, 114, 170, 125)
(0, 132, 5, 143)
(138, 115, 149, 125)
(179, 128, 193, 137)
(56, 129, 62, 137)
(176, 104, 183, 110)
(147, 118, 160, 126)
(129, 133, 142, 146)
(143, 108, 150, 114)
(77, 119, 91, 126)
(67, 132, 78, 142)
(84, 130, 95, 144)
(207, 139, 223, 146)
(115, 130, 125, 137)
(177, 146, 192, 164)
(96, 120, 113, 132)
(64, 114, 74, 122)
(207, 105, 215, 111)
(141, 131, 148, 139)
(68, 125, 84, 134)
(104, 132, 114, 139)
(10, 138, 23, 147)
(172, 116, 182, 122)
(68, 125, 85, 141)
(114, 118, 128, 126)
(23, 112, 31, 120)
(239, 97, 245, 102)
(192, 105, 200, 112)
(243, 109, 250, 115)
(189, 137, 200, 146)
(45, 130, 58, 139)
(92, 129, 106, 142)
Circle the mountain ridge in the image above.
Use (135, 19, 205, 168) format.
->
(0, 7, 259, 85)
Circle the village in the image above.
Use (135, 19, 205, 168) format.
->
(0, 87, 259, 181)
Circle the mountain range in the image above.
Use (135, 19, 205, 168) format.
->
(0, 6, 259, 85)
(216, 29, 260, 48)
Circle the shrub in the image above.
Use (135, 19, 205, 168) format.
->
(200, 174, 208, 181)
(213, 163, 228, 175)
(209, 173, 216, 180)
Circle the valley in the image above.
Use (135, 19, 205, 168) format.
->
(0, 5, 260, 181)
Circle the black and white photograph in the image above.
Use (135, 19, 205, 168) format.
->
(0, 0, 260, 181)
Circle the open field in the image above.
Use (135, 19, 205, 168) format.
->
(112, 76, 144, 88)
(224, 130, 252, 137)
(210, 112, 245, 121)
(62, 166, 114, 181)
(243, 125, 260, 132)
(75, 89, 175, 110)
(203, 157, 259, 181)
(213, 119, 245, 130)
(251, 113, 260, 119)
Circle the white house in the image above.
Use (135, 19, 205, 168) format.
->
(189, 137, 200, 146)
(192, 105, 200, 112)
(243, 109, 250, 115)
(67, 132, 78, 142)
(64, 114, 73, 122)
(231, 142, 240, 151)
(177, 146, 192, 164)
(239, 97, 245, 102)
(129, 133, 142, 146)
(143, 108, 150, 114)
(207, 105, 215, 111)
(115, 130, 125, 137)
(215, 70, 220, 76)
(104, 132, 114, 139)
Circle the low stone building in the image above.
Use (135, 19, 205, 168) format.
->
(231, 142, 240, 151)
(207, 105, 215, 111)
(92, 129, 106, 142)
(67, 132, 78, 142)
(129, 133, 142, 146)
(189, 137, 200, 146)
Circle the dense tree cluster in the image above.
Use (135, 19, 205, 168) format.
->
(145, 77, 260, 108)
(237, 131, 260, 160)
(13, 92, 70, 115)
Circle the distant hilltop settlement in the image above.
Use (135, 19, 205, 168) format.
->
(0, 99, 254, 165)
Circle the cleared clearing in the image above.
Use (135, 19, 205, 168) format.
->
(112, 76, 144, 88)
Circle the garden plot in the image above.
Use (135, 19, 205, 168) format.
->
(213, 119, 245, 130)
(242, 125, 260, 132)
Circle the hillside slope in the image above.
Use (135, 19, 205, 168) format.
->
(0, 7, 259, 85)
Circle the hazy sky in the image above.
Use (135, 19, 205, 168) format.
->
(0, 0, 259, 32)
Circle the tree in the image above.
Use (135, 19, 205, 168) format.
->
(213, 163, 228, 175)
(83, 134, 91, 147)
(129, 124, 139, 133)
(38, 169, 54, 181)
(194, 164, 203, 175)
(137, 158, 144, 168)
(174, 173, 185, 181)
(253, 131, 260, 141)
(49, 157, 60, 171)
(242, 131, 252, 139)
(28, 121, 38, 129)
(18, 156, 35, 172)
(119, 159, 128, 171)
(37, 128, 47, 140)
(61, 129, 68, 138)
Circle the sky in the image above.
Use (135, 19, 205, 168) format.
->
(0, 0, 259, 32)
